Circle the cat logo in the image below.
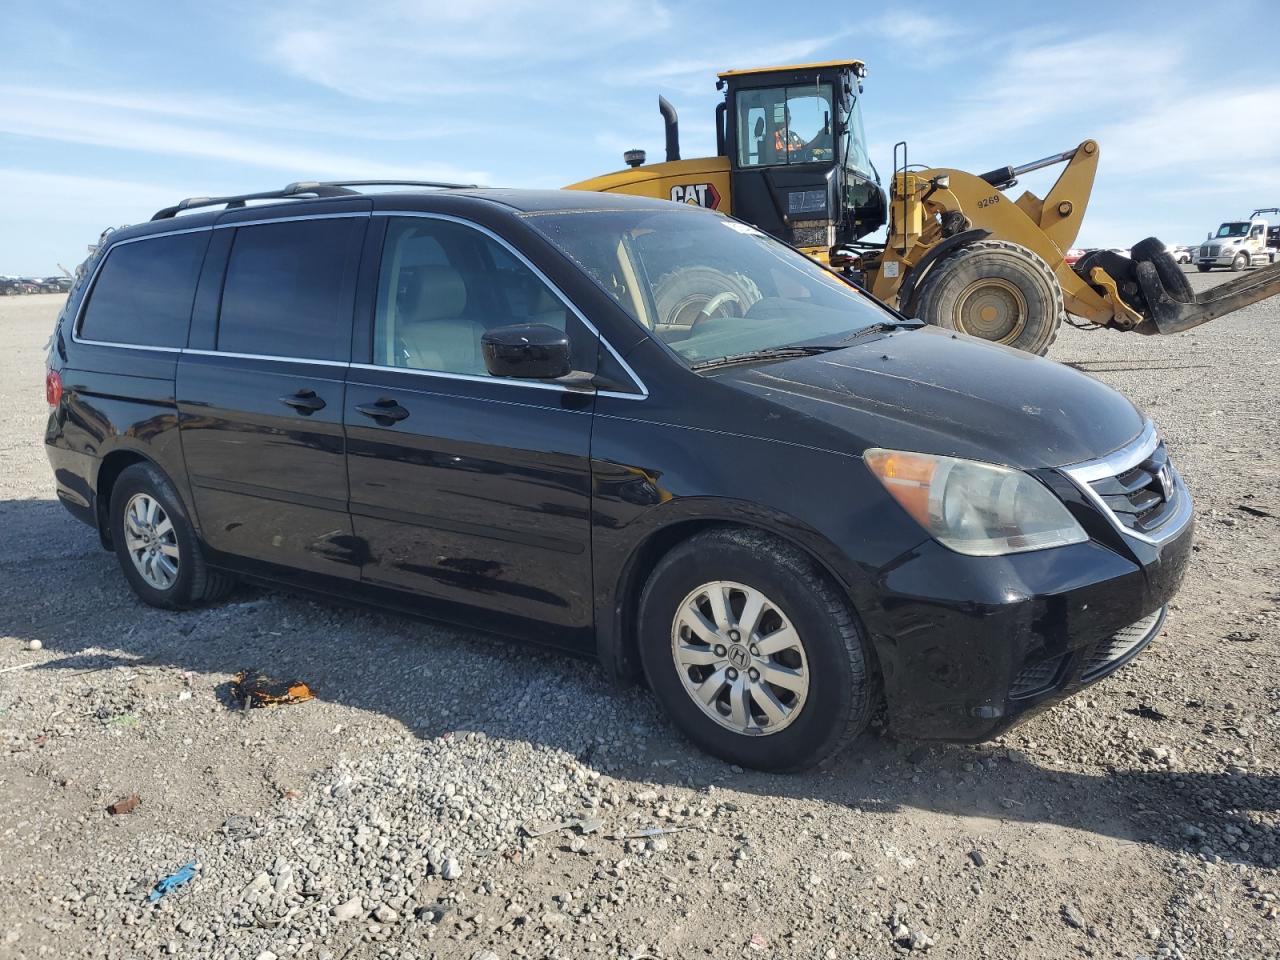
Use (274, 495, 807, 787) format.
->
(669, 183, 721, 209)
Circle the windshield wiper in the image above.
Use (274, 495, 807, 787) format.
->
(690, 345, 837, 371)
(836, 319, 922, 344)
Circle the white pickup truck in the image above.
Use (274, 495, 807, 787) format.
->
(1196, 209, 1280, 272)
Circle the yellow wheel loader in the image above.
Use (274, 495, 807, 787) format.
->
(568, 60, 1280, 354)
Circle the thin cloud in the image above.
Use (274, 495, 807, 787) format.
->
(263, 0, 674, 102)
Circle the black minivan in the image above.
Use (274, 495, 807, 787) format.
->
(44, 182, 1193, 770)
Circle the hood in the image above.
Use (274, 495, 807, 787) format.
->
(720, 326, 1145, 469)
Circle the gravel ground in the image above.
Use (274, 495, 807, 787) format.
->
(1, 274, 1277, 960)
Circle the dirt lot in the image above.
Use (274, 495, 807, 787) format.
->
(1, 276, 1277, 960)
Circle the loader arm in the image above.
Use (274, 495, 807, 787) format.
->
(887, 142, 1124, 327)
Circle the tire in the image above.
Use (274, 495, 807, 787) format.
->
(913, 240, 1063, 355)
(109, 462, 234, 609)
(1130, 237, 1194, 304)
(637, 527, 876, 771)
(651, 266, 761, 330)
(1197, 264, 1213, 273)
(1230, 252, 1249, 272)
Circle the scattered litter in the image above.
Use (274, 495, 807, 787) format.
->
(0, 662, 38, 675)
(747, 933, 768, 951)
(1235, 503, 1274, 518)
(147, 861, 198, 903)
(26, 639, 42, 651)
(177, 690, 192, 702)
(1224, 630, 1260, 643)
(520, 816, 605, 839)
(609, 825, 688, 840)
(107, 795, 140, 816)
(106, 713, 138, 728)
(231, 669, 315, 708)
(1125, 704, 1168, 721)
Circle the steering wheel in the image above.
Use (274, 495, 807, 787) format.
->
(692, 292, 743, 328)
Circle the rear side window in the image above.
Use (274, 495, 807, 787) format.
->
(79, 232, 209, 347)
(217, 218, 363, 361)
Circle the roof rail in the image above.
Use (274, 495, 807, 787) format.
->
(150, 179, 479, 221)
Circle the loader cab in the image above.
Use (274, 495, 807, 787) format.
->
(719, 61, 886, 257)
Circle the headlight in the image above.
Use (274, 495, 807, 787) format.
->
(863, 449, 1088, 556)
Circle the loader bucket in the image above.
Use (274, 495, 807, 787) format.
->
(1135, 258, 1280, 335)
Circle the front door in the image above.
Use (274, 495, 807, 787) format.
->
(178, 213, 367, 579)
(344, 214, 597, 646)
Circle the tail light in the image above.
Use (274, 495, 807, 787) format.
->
(45, 369, 62, 407)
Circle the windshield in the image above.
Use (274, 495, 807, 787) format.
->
(524, 208, 895, 367)
(736, 83, 835, 167)
(841, 94, 873, 180)
(1216, 222, 1250, 238)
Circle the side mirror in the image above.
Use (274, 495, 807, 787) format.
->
(481, 323, 572, 380)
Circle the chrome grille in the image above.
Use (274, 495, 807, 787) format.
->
(1081, 608, 1164, 682)
(1087, 441, 1180, 536)
(1200, 245, 1211, 257)
(1062, 422, 1190, 545)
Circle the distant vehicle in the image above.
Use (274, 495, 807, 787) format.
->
(38, 277, 72, 293)
(1195, 211, 1279, 271)
(1166, 244, 1193, 265)
(0, 278, 22, 296)
(1064, 248, 1085, 266)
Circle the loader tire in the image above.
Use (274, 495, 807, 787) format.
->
(651, 266, 761, 331)
(1131, 237, 1194, 304)
(914, 240, 1063, 356)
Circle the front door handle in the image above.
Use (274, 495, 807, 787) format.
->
(279, 389, 326, 414)
(355, 398, 410, 424)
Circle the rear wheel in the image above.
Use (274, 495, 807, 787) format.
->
(638, 528, 876, 771)
(913, 240, 1063, 355)
(1130, 237, 1194, 303)
(109, 462, 234, 609)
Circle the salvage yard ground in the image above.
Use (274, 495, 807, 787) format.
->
(1, 273, 1277, 960)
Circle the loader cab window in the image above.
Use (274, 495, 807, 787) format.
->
(736, 83, 835, 168)
(839, 93, 873, 181)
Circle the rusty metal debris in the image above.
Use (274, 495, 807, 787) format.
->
(231, 669, 315, 708)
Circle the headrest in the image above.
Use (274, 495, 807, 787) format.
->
(411, 265, 467, 322)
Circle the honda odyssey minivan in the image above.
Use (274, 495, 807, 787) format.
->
(44, 182, 1192, 770)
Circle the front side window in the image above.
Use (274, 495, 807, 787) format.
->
(79, 232, 209, 347)
(736, 83, 835, 168)
(373, 217, 591, 376)
(217, 218, 363, 361)
(526, 208, 893, 368)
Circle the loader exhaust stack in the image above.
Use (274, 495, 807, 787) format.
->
(659, 96, 681, 162)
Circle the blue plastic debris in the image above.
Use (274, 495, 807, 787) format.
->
(148, 861, 198, 903)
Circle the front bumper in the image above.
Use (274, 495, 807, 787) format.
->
(861, 429, 1194, 742)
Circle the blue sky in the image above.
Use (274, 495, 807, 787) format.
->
(2, 0, 1277, 275)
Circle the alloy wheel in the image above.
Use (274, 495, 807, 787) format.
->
(122, 493, 180, 590)
(670, 580, 809, 736)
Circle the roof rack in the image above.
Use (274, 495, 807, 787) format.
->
(150, 179, 479, 221)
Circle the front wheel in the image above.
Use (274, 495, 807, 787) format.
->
(638, 528, 876, 771)
(1231, 252, 1249, 272)
(912, 240, 1063, 355)
(1196, 264, 1213, 273)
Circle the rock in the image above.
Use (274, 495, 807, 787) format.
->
(469, 952, 500, 960)
(968, 850, 986, 868)
(441, 858, 462, 881)
(373, 904, 397, 923)
(1061, 903, 1086, 929)
(332, 896, 363, 922)
(107, 795, 141, 816)
(255, 952, 278, 960)
(908, 930, 936, 951)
